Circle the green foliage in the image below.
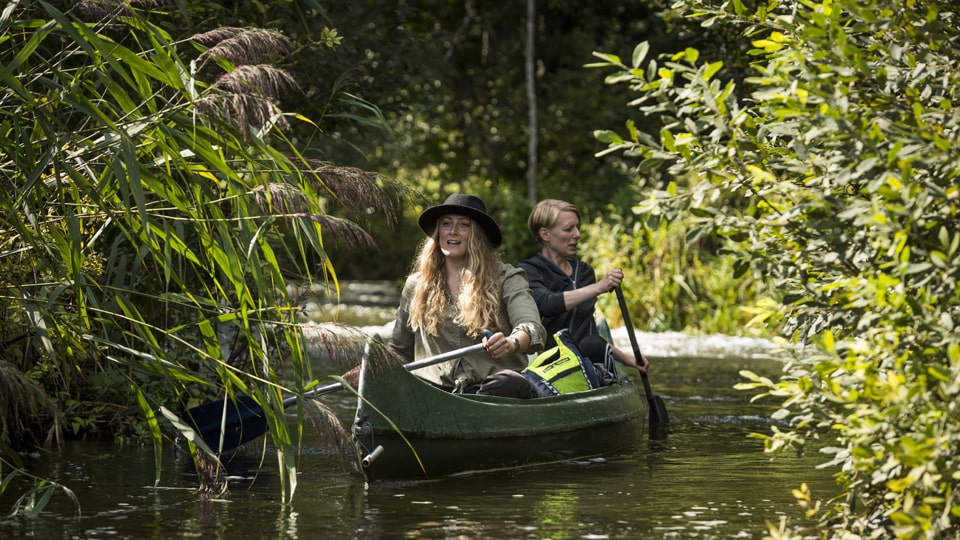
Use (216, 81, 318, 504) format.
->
(579, 212, 778, 336)
(0, 457, 79, 519)
(0, 0, 401, 507)
(289, 2, 667, 209)
(593, 0, 960, 537)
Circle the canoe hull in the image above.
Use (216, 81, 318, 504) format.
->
(352, 354, 646, 481)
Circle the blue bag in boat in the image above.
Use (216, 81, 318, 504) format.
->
(522, 330, 601, 397)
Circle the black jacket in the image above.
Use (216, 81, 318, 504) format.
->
(517, 253, 598, 344)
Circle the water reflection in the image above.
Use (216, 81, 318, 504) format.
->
(532, 487, 580, 539)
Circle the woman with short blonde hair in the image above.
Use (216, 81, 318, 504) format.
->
(518, 198, 649, 375)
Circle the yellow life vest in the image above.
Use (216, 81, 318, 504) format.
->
(522, 330, 601, 396)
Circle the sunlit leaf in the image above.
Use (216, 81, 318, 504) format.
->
(631, 41, 649, 68)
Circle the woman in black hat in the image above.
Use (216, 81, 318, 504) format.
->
(388, 194, 546, 397)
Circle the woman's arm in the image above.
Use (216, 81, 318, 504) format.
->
(562, 267, 624, 311)
(501, 265, 547, 354)
(611, 343, 649, 374)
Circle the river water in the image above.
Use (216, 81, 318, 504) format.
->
(0, 284, 839, 539)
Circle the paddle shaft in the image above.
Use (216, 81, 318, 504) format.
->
(284, 341, 488, 408)
(614, 286, 668, 429)
(613, 287, 655, 398)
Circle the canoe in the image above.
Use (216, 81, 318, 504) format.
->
(351, 351, 647, 481)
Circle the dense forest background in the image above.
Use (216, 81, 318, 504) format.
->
(2, 1, 958, 537)
(263, 0, 671, 277)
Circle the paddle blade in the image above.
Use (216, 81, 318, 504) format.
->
(648, 395, 669, 440)
(650, 395, 669, 424)
(181, 395, 268, 452)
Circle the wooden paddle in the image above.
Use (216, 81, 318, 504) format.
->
(614, 286, 669, 439)
(181, 339, 488, 453)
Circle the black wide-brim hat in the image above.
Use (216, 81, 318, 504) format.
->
(418, 193, 502, 247)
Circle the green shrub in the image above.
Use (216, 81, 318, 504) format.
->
(580, 212, 778, 336)
(592, 0, 960, 537)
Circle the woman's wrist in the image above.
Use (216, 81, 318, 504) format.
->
(508, 335, 521, 353)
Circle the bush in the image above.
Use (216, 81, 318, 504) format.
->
(579, 212, 777, 336)
(592, 1, 960, 537)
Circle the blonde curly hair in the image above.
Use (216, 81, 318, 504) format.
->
(407, 219, 504, 338)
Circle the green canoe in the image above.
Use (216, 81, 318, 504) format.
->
(351, 351, 647, 481)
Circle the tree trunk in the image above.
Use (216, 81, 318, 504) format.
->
(525, 0, 538, 204)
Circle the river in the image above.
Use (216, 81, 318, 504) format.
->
(0, 283, 838, 539)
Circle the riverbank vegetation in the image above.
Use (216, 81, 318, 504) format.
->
(0, 0, 410, 507)
(591, 1, 960, 537)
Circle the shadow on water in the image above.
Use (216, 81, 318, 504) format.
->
(1, 283, 839, 539)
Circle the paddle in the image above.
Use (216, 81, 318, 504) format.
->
(614, 286, 669, 439)
(181, 339, 488, 453)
